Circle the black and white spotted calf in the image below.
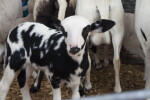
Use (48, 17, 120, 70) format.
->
(0, 16, 115, 100)
(31, 0, 76, 93)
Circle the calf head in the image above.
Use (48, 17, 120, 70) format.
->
(41, 15, 115, 56)
(61, 16, 115, 56)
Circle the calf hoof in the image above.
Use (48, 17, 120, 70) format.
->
(30, 85, 39, 93)
(103, 59, 109, 67)
(85, 82, 92, 90)
(79, 89, 85, 97)
(79, 86, 86, 97)
(114, 86, 122, 93)
(92, 60, 103, 69)
(96, 64, 102, 69)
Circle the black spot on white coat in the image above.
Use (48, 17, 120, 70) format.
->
(9, 48, 26, 72)
(141, 29, 147, 41)
(9, 26, 19, 43)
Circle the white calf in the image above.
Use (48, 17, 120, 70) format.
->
(76, 0, 124, 92)
(135, 0, 150, 89)
(0, 0, 22, 57)
(0, 0, 34, 63)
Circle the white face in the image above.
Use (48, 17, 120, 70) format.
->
(61, 16, 116, 56)
(61, 16, 91, 56)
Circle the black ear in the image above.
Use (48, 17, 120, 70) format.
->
(91, 19, 115, 33)
(82, 25, 91, 40)
(36, 15, 62, 30)
(36, 15, 67, 37)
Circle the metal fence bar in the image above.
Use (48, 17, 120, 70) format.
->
(68, 89, 150, 100)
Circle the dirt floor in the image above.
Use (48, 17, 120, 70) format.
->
(0, 46, 145, 100)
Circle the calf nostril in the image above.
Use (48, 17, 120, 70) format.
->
(70, 47, 80, 55)
(70, 45, 78, 49)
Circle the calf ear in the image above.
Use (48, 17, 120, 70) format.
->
(91, 19, 115, 32)
(82, 25, 91, 40)
(36, 15, 66, 36)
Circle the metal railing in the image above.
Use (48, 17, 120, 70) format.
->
(69, 89, 150, 100)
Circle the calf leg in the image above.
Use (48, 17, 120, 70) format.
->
(0, 51, 4, 65)
(91, 2, 110, 69)
(46, 74, 61, 100)
(0, 43, 4, 57)
(18, 65, 33, 100)
(0, 43, 5, 64)
(85, 54, 92, 90)
(112, 33, 123, 93)
(143, 48, 150, 89)
(52, 87, 61, 100)
(103, 45, 109, 67)
(91, 46, 102, 69)
(30, 70, 44, 93)
(79, 83, 85, 97)
(96, 0, 111, 67)
(0, 65, 16, 100)
(144, 56, 147, 81)
(71, 84, 80, 99)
